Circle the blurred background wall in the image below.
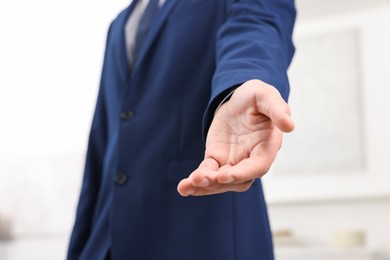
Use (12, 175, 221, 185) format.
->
(264, 0, 390, 259)
(0, 0, 389, 259)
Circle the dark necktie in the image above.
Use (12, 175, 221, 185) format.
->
(133, 0, 160, 62)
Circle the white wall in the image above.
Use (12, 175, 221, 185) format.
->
(264, 0, 390, 259)
(0, 0, 131, 250)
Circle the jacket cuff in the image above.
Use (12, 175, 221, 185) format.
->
(202, 84, 241, 141)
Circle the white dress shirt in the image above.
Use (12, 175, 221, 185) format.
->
(125, 0, 166, 65)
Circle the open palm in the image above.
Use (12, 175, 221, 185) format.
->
(177, 80, 294, 196)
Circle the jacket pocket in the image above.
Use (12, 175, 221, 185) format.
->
(168, 159, 202, 183)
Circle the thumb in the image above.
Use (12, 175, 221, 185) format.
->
(252, 81, 295, 132)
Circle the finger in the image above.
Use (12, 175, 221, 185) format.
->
(216, 156, 273, 184)
(177, 158, 219, 196)
(198, 157, 220, 170)
(177, 178, 195, 197)
(189, 158, 219, 187)
(188, 180, 254, 196)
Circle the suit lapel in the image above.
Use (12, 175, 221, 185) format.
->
(132, 0, 179, 72)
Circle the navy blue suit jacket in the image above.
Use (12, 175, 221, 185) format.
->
(68, 0, 295, 259)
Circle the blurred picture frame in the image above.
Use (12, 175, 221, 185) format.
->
(263, 5, 390, 204)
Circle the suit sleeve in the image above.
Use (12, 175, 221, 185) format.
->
(67, 24, 112, 260)
(203, 0, 296, 137)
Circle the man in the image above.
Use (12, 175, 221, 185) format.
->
(68, 0, 296, 259)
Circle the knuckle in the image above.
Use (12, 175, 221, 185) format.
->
(236, 183, 251, 192)
(194, 169, 207, 178)
(258, 164, 271, 176)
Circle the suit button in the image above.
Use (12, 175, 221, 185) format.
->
(115, 172, 128, 185)
(120, 110, 134, 121)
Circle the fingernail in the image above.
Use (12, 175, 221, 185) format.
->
(222, 176, 235, 184)
(199, 178, 210, 187)
(186, 188, 195, 196)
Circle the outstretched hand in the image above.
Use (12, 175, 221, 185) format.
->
(177, 80, 294, 196)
